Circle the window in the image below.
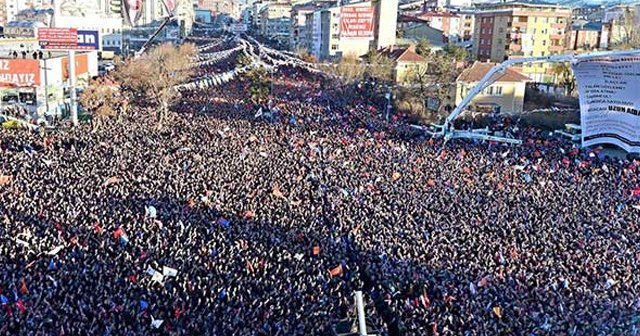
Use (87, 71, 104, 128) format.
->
(542, 40, 546, 46)
(495, 86, 503, 95)
(545, 17, 549, 23)
(488, 28, 492, 34)
(498, 27, 503, 33)
(482, 17, 487, 23)
(331, 44, 338, 50)
(481, 28, 486, 34)
(497, 38, 503, 44)
(480, 38, 485, 45)
(486, 86, 494, 95)
(489, 17, 493, 23)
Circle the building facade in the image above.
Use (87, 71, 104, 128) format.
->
(456, 61, 530, 114)
(258, 2, 291, 41)
(472, 1, 571, 82)
(566, 21, 610, 51)
(415, 11, 461, 43)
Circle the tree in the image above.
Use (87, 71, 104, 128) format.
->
(114, 43, 196, 125)
(443, 44, 468, 62)
(295, 48, 318, 63)
(319, 53, 366, 85)
(79, 77, 120, 130)
(244, 66, 271, 103)
(364, 49, 393, 83)
(553, 62, 576, 96)
(236, 52, 253, 67)
(617, 8, 640, 49)
(415, 39, 432, 57)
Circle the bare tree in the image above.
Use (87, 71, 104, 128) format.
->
(114, 43, 197, 125)
(553, 62, 576, 96)
(617, 8, 640, 49)
(318, 53, 366, 85)
(79, 77, 120, 130)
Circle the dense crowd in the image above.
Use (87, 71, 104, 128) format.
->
(2, 38, 640, 336)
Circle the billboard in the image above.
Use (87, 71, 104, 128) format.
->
(39, 28, 99, 50)
(573, 52, 640, 152)
(61, 53, 89, 80)
(340, 6, 374, 39)
(77, 30, 100, 50)
(0, 59, 40, 87)
(38, 28, 78, 49)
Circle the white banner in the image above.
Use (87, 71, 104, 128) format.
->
(573, 52, 640, 152)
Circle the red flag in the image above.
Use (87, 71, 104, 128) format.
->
(243, 210, 255, 219)
(329, 264, 343, 277)
(632, 188, 640, 197)
(94, 221, 103, 234)
(19, 279, 27, 295)
(15, 299, 26, 313)
(113, 227, 124, 239)
(128, 275, 138, 283)
(427, 178, 435, 187)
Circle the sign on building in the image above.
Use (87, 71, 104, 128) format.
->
(38, 28, 99, 50)
(0, 59, 40, 87)
(573, 52, 640, 152)
(77, 30, 100, 50)
(38, 28, 78, 49)
(340, 6, 374, 39)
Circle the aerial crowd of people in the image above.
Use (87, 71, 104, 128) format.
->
(1, 36, 640, 336)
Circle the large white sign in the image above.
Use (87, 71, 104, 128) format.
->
(573, 53, 640, 152)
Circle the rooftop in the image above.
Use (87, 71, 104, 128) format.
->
(457, 61, 530, 83)
(378, 45, 427, 63)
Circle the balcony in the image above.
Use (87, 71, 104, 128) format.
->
(550, 34, 563, 40)
(551, 22, 566, 29)
(510, 51, 525, 57)
(512, 21, 528, 28)
(550, 45, 564, 52)
(509, 43, 522, 51)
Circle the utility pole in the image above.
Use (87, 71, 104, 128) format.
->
(68, 50, 78, 126)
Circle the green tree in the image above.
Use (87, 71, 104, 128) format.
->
(245, 66, 272, 103)
(415, 39, 432, 57)
(443, 44, 468, 62)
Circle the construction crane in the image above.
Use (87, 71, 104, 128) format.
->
(135, 16, 177, 56)
(134, 0, 179, 57)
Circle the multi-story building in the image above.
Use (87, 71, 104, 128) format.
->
(306, 3, 369, 60)
(472, 1, 571, 82)
(372, 0, 397, 50)
(455, 8, 474, 43)
(290, 4, 315, 51)
(258, 2, 291, 41)
(566, 20, 610, 51)
(198, 0, 241, 19)
(415, 11, 461, 43)
(604, 4, 640, 46)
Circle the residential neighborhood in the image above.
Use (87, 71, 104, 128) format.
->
(0, 0, 637, 118)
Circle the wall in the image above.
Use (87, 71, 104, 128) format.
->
(456, 81, 526, 113)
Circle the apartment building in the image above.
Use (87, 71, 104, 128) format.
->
(566, 20, 610, 51)
(472, 1, 571, 82)
(415, 11, 461, 43)
(258, 3, 291, 41)
(290, 4, 316, 50)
